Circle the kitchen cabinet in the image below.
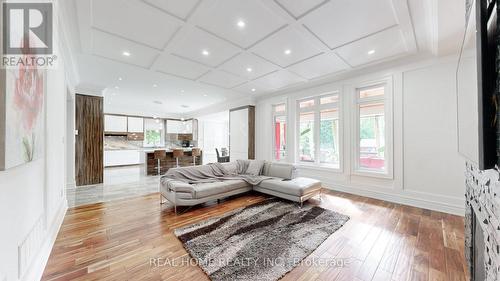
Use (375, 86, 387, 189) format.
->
(104, 150, 143, 167)
(127, 117, 144, 133)
(105, 115, 127, 132)
(167, 120, 192, 134)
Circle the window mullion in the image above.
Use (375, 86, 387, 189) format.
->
(314, 98, 321, 164)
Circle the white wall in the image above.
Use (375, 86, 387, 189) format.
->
(0, 2, 72, 280)
(255, 56, 466, 215)
(197, 111, 229, 164)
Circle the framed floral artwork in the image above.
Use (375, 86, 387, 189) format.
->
(0, 63, 45, 170)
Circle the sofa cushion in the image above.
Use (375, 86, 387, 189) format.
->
(257, 177, 321, 197)
(221, 162, 238, 174)
(245, 160, 265, 176)
(193, 180, 250, 199)
(161, 179, 195, 194)
(262, 163, 296, 180)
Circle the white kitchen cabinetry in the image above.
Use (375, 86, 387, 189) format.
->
(104, 150, 143, 167)
(105, 115, 127, 132)
(167, 120, 193, 134)
(127, 117, 144, 133)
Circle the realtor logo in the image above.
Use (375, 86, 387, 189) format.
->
(2, 2, 53, 55)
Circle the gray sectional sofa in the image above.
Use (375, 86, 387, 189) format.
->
(160, 161, 322, 214)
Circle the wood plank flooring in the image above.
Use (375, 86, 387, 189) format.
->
(41, 190, 468, 281)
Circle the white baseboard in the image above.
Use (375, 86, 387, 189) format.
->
(22, 200, 68, 281)
(324, 183, 465, 216)
(66, 181, 76, 189)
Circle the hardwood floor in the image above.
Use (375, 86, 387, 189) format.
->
(41, 190, 468, 281)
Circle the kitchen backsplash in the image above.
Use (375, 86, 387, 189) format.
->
(104, 136, 195, 150)
(104, 136, 142, 150)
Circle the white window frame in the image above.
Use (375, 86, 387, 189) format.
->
(272, 103, 287, 162)
(352, 78, 393, 178)
(296, 92, 342, 171)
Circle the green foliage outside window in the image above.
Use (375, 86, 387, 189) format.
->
(145, 130, 161, 146)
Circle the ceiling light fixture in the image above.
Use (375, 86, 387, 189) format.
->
(237, 20, 246, 28)
(122, 51, 131, 57)
(246, 67, 253, 72)
(153, 84, 157, 88)
(202, 49, 210, 56)
(284, 49, 292, 55)
(118, 77, 123, 81)
(114, 86, 119, 89)
(203, 94, 208, 97)
(367, 49, 375, 55)
(251, 88, 256, 92)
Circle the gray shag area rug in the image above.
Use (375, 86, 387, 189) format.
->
(174, 198, 350, 281)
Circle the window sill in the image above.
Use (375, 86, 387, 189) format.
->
(295, 163, 342, 173)
(352, 169, 393, 179)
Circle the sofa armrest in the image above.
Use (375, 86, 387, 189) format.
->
(262, 162, 296, 180)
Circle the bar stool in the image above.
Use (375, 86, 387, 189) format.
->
(153, 150, 166, 175)
(191, 148, 201, 166)
(172, 149, 184, 168)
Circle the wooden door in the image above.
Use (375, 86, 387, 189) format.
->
(75, 94, 103, 186)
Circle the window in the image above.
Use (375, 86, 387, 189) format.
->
(272, 104, 287, 161)
(356, 85, 388, 174)
(297, 94, 340, 168)
(144, 118, 165, 147)
(299, 111, 315, 162)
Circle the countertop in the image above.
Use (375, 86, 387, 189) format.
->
(105, 147, 200, 152)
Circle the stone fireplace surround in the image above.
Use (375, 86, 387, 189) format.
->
(465, 162, 500, 280)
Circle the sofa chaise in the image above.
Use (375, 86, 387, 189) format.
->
(159, 161, 322, 214)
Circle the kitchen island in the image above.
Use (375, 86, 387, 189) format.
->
(144, 148, 202, 176)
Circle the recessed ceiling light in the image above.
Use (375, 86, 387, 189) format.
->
(367, 49, 375, 55)
(284, 49, 292, 55)
(122, 51, 131, 57)
(246, 67, 253, 72)
(202, 49, 210, 56)
(118, 77, 123, 81)
(114, 86, 119, 89)
(203, 94, 208, 97)
(251, 88, 256, 92)
(237, 20, 246, 28)
(153, 84, 157, 88)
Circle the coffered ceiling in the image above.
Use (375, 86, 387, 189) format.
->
(70, 0, 464, 115)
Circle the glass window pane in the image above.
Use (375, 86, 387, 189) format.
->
(144, 118, 164, 147)
(299, 112, 315, 162)
(359, 86, 384, 99)
(320, 95, 338, 105)
(299, 99, 315, 108)
(359, 102, 385, 171)
(274, 104, 286, 113)
(320, 109, 339, 167)
(274, 115, 286, 160)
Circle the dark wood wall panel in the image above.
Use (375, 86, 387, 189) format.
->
(248, 106, 255, 160)
(75, 94, 104, 186)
